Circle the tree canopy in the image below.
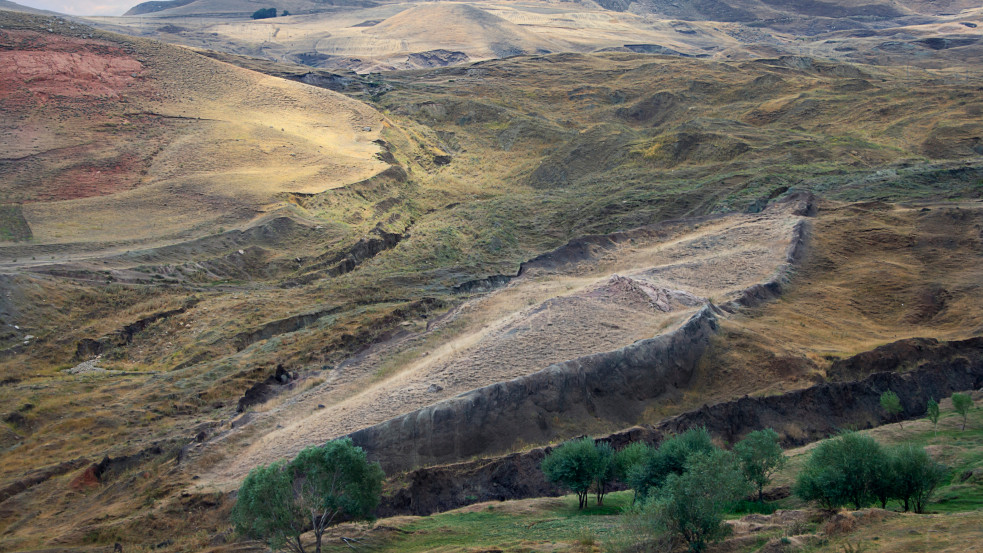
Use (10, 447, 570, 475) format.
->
(734, 429, 786, 502)
(232, 438, 384, 553)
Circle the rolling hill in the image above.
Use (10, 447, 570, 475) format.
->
(0, 9, 386, 254)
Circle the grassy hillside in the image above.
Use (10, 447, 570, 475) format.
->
(1, 11, 983, 552)
(0, 9, 386, 249)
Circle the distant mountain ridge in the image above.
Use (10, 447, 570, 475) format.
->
(124, 0, 196, 16)
(0, 0, 62, 15)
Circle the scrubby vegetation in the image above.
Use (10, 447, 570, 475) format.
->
(952, 392, 975, 431)
(792, 431, 946, 513)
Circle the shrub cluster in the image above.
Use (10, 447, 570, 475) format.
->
(251, 7, 277, 19)
(794, 431, 946, 513)
(542, 428, 784, 552)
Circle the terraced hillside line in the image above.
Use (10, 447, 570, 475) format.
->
(74, 297, 201, 360)
(232, 306, 343, 352)
(0, 458, 90, 505)
(378, 337, 983, 516)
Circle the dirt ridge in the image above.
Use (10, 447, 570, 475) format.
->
(379, 337, 983, 516)
(349, 305, 720, 473)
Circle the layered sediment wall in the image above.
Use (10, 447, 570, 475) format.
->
(350, 305, 719, 473)
(379, 338, 983, 516)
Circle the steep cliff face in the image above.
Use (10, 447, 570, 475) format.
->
(378, 337, 983, 516)
(350, 306, 720, 473)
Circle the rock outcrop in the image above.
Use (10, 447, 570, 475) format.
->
(236, 365, 296, 413)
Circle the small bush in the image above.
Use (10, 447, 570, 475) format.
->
(890, 443, 947, 513)
(642, 448, 751, 552)
(613, 441, 656, 503)
(926, 398, 940, 433)
(629, 428, 716, 501)
(880, 390, 903, 428)
(734, 428, 786, 502)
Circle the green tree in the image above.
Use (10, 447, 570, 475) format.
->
(734, 429, 787, 502)
(231, 438, 384, 553)
(794, 432, 889, 510)
(643, 449, 751, 552)
(232, 461, 304, 553)
(629, 428, 716, 501)
(541, 437, 607, 509)
(593, 441, 616, 506)
(952, 393, 974, 431)
(926, 398, 940, 434)
(890, 443, 947, 513)
(880, 390, 904, 429)
(613, 441, 656, 503)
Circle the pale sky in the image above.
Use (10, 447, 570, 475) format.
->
(11, 0, 136, 16)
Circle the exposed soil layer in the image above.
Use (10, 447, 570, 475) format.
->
(379, 336, 983, 516)
(352, 305, 719, 473)
(75, 297, 200, 359)
(0, 30, 143, 104)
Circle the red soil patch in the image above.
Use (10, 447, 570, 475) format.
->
(0, 30, 143, 105)
(41, 153, 147, 201)
(0, 29, 174, 202)
(68, 464, 101, 491)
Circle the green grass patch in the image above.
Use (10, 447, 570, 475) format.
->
(322, 492, 633, 552)
(0, 204, 32, 242)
